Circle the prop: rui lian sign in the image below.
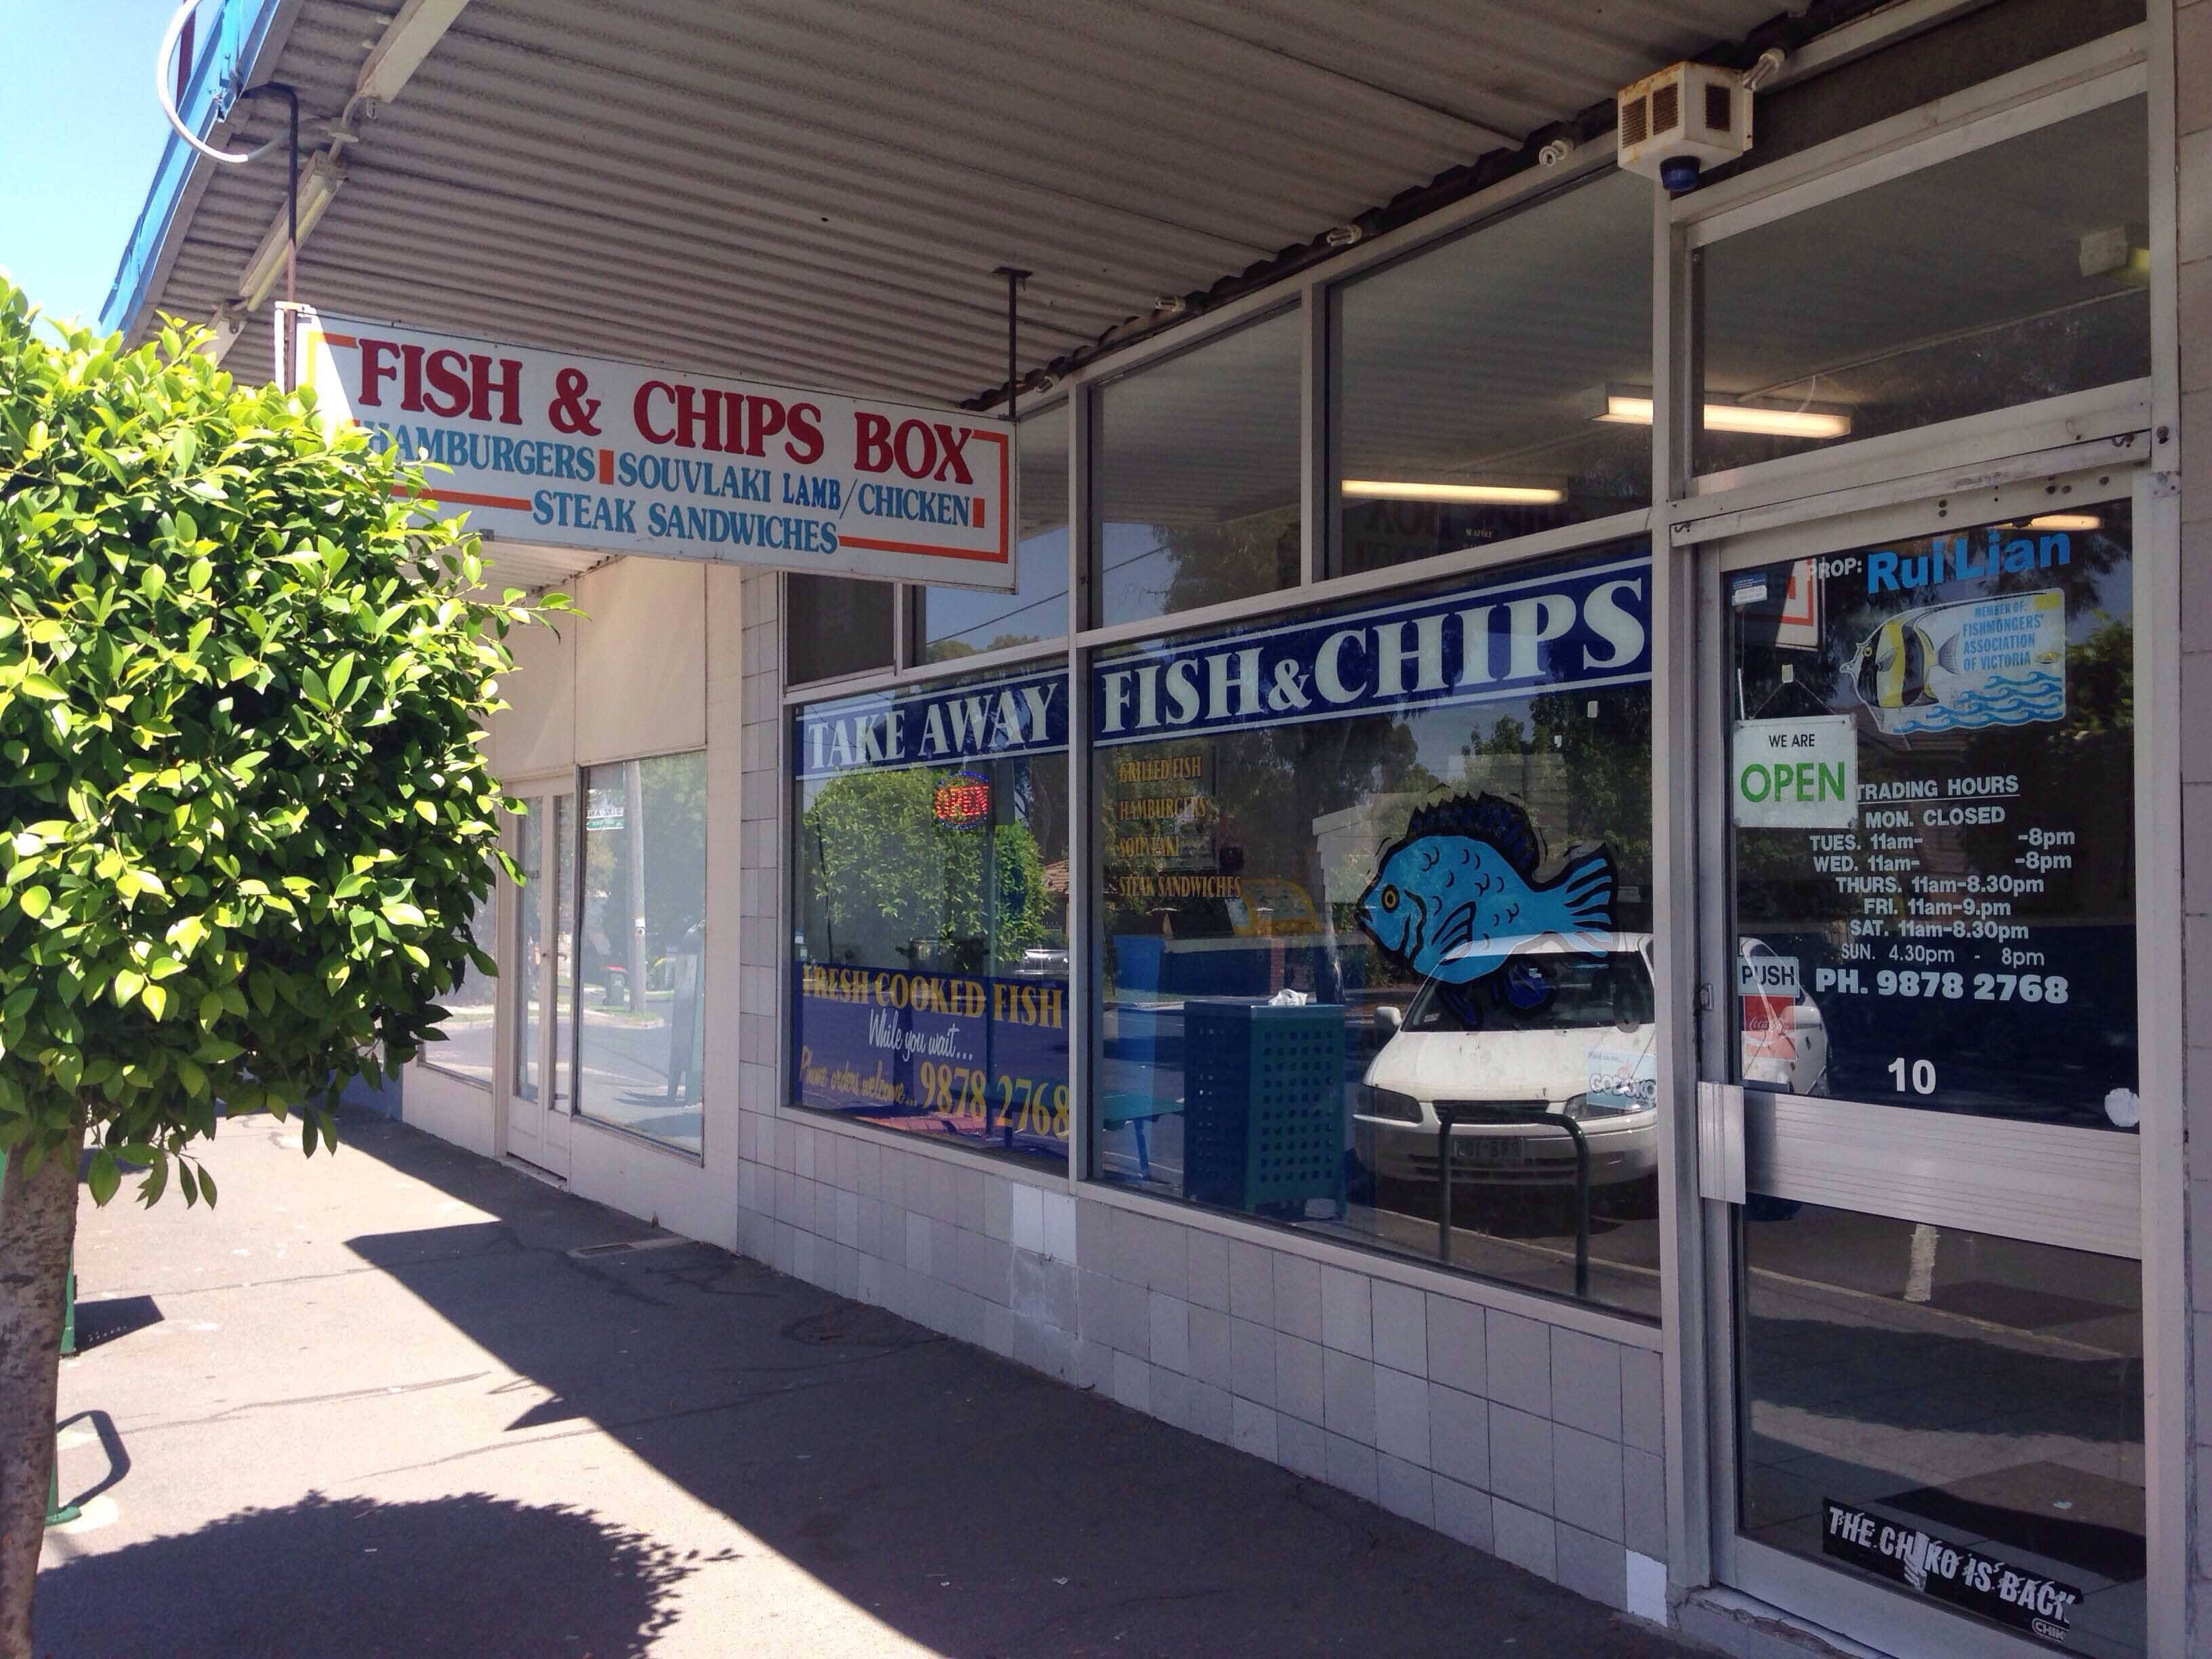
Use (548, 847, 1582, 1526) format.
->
(276, 306, 1018, 590)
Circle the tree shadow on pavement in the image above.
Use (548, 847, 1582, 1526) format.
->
(34, 1490, 706, 1658)
(307, 1110, 1689, 1659)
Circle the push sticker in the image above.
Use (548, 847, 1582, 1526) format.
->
(1850, 589, 2066, 736)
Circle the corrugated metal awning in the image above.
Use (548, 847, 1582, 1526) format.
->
(117, 0, 1801, 398)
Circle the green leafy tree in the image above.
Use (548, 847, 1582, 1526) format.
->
(802, 766, 1048, 973)
(0, 283, 561, 1656)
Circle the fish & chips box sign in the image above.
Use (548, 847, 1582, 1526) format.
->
(276, 306, 1017, 589)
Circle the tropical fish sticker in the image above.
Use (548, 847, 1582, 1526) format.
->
(1356, 794, 1614, 1016)
(1849, 589, 2066, 735)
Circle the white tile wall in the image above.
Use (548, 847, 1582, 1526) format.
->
(735, 571, 1664, 1617)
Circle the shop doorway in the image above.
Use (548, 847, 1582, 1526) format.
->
(504, 785, 576, 1178)
(1696, 474, 2146, 1659)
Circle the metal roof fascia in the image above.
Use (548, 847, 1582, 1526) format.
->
(98, 0, 305, 339)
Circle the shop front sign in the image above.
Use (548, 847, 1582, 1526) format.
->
(796, 667, 1067, 779)
(1091, 552, 1652, 745)
(276, 306, 1018, 589)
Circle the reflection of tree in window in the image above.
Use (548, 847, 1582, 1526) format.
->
(1104, 507, 1300, 621)
(803, 766, 1049, 974)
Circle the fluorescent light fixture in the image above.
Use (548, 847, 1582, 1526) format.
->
(239, 153, 347, 310)
(2027, 513, 2100, 532)
(1589, 388, 1852, 441)
(1340, 479, 1565, 506)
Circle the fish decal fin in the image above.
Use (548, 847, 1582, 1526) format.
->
(1433, 899, 1481, 961)
(1544, 849, 1617, 957)
(1405, 792, 1542, 878)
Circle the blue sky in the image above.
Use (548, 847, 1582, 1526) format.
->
(1, 2, 178, 325)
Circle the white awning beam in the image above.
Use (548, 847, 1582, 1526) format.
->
(206, 0, 473, 361)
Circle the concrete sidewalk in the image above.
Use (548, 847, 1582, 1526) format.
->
(35, 1108, 1700, 1658)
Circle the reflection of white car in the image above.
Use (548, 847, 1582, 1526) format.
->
(1357, 935, 1825, 1191)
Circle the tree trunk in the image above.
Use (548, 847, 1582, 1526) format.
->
(0, 1129, 82, 1659)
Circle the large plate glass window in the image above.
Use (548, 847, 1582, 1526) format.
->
(792, 665, 1071, 1172)
(922, 405, 1069, 659)
(1094, 309, 1303, 628)
(1090, 546, 1658, 1314)
(1333, 171, 1653, 576)
(1695, 95, 2150, 477)
(575, 752, 708, 1154)
(1725, 500, 2142, 1655)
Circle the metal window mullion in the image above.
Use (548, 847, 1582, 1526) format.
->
(1649, 182, 1713, 1597)
(2134, 9, 2186, 1645)
(1067, 384, 1095, 1183)
(1300, 287, 1328, 586)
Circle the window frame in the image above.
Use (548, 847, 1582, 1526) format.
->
(1671, 25, 2152, 507)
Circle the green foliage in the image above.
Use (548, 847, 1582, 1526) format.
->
(0, 281, 565, 1202)
(803, 766, 1048, 972)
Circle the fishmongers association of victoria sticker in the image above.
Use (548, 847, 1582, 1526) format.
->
(1823, 1498, 2085, 1645)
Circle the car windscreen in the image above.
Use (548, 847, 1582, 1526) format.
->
(1401, 951, 1655, 1035)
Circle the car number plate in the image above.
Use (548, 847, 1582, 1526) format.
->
(1454, 1135, 1523, 1166)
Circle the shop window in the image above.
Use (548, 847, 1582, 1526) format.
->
(576, 753, 708, 1153)
(792, 665, 1071, 1172)
(1727, 500, 2136, 1125)
(788, 573, 895, 683)
(420, 865, 498, 1086)
(1094, 310, 1303, 629)
(1695, 96, 2150, 476)
(1333, 172, 1653, 576)
(1090, 546, 1658, 1315)
(922, 405, 1069, 659)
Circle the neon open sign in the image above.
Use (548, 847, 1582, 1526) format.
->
(933, 772, 991, 827)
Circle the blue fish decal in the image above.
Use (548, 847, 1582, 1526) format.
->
(1356, 795, 1614, 1008)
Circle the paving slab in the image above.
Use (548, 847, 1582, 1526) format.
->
(35, 1107, 1701, 1658)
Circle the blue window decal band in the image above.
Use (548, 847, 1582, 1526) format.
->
(1090, 549, 1652, 747)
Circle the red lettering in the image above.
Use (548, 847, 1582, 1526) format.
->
(742, 395, 785, 458)
(422, 348, 471, 417)
(635, 380, 676, 444)
(471, 354, 523, 425)
(674, 382, 720, 451)
(855, 411, 893, 473)
(401, 342, 426, 410)
(358, 338, 401, 407)
(930, 422, 975, 484)
(893, 418, 936, 479)
(784, 402, 824, 464)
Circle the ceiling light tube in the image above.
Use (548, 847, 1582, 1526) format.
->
(1588, 388, 1852, 441)
(2026, 514, 2100, 532)
(238, 153, 346, 310)
(1340, 480, 1565, 506)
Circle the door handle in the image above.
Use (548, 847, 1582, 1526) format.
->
(1698, 1081, 1746, 1205)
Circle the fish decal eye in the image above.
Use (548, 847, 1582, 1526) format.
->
(1355, 793, 1614, 1005)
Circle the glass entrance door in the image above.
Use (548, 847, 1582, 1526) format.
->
(504, 787, 575, 1176)
(1700, 483, 2146, 1658)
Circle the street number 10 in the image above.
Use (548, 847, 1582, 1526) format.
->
(1889, 1057, 1937, 1096)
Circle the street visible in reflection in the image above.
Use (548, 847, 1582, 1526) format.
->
(1739, 1202, 2143, 1658)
